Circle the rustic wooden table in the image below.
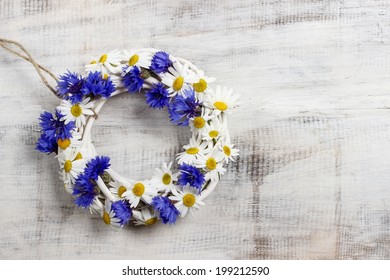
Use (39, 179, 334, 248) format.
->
(1, 0, 389, 259)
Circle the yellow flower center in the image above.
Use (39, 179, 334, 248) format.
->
(103, 73, 109, 80)
(162, 173, 171, 185)
(99, 54, 107, 63)
(75, 152, 82, 160)
(206, 157, 217, 170)
(193, 78, 208, 92)
(183, 193, 196, 207)
(173, 76, 184, 91)
(186, 147, 199, 155)
(70, 104, 82, 117)
(132, 183, 145, 197)
(118, 186, 127, 198)
(64, 160, 72, 173)
(209, 130, 219, 138)
(129, 54, 139, 66)
(103, 211, 110, 225)
(145, 217, 157, 225)
(223, 146, 231, 156)
(90, 60, 97, 64)
(193, 117, 205, 129)
(57, 138, 70, 149)
(214, 101, 228, 111)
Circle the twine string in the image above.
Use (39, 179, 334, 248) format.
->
(0, 38, 60, 98)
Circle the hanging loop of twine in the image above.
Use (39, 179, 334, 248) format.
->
(0, 38, 60, 99)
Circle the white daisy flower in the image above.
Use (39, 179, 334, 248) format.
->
(109, 179, 132, 199)
(161, 61, 196, 97)
(195, 150, 226, 182)
(189, 107, 215, 134)
(57, 132, 82, 151)
(57, 148, 86, 184)
(151, 162, 178, 193)
(123, 50, 151, 69)
(123, 180, 157, 208)
(204, 86, 240, 115)
(202, 118, 226, 142)
(132, 207, 159, 226)
(58, 97, 95, 128)
(102, 200, 122, 230)
(169, 185, 204, 217)
(192, 69, 216, 101)
(177, 136, 210, 165)
(219, 141, 239, 163)
(85, 50, 123, 75)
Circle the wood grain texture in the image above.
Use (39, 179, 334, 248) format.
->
(1, 0, 390, 259)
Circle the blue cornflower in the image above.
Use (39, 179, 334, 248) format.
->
(84, 156, 111, 180)
(150, 51, 172, 74)
(178, 163, 205, 191)
(39, 110, 75, 141)
(111, 200, 132, 226)
(72, 173, 99, 208)
(82, 71, 116, 98)
(122, 66, 144, 93)
(57, 71, 85, 104)
(151, 196, 180, 224)
(168, 88, 201, 126)
(36, 133, 57, 154)
(145, 83, 169, 109)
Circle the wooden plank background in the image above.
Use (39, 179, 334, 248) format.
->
(1, 0, 390, 259)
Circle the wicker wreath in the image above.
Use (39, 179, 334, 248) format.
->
(36, 49, 240, 228)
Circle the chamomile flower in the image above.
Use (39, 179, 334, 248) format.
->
(56, 132, 82, 151)
(204, 86, 240, 115)
(202, 119, 225, 142)
(102, 200, 122, 229)
(123, 50, 151, 69)
(195, 150, 226, 182)
(123, 180, 157, 208)
(85, 50, 123, 75)
(169, 185, 204, 217)
(133, 207, 159, 226)
(151, 162, 178, 193)
(219, 141, 239, 163)
(161, 61, 196, 97)
(58, 148, 86, 184)
(58, 97, 94, 128)
(177, 136, 210, 165)
(109, 179, 132, 199)
(192, 69, 216, 101)
(189, 107, 215, 134)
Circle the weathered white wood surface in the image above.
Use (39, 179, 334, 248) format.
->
(1, 0, 390, 259)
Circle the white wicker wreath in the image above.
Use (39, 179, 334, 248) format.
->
(36, 49, 240, 228)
